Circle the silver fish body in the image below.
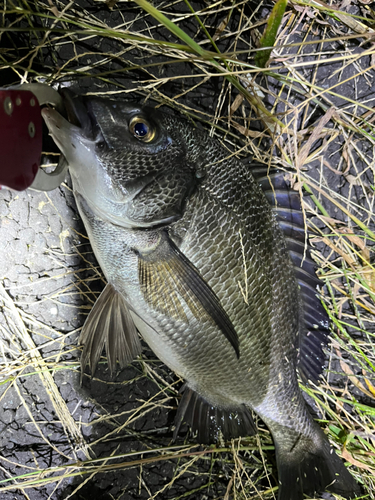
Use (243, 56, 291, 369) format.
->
(42, 94, 360, 500)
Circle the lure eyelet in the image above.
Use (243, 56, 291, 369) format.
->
(129, 116, 155, 143)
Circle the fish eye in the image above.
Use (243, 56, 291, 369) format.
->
(129, 116, 155, 142)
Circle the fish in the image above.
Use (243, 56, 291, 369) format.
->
(42, 91, 360, 500)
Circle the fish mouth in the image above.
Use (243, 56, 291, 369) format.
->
(59, 88, 100, 141)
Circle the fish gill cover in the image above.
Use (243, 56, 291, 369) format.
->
(0, 1, 374, 499)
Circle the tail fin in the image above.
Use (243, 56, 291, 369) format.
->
(275, 426, 360, 500)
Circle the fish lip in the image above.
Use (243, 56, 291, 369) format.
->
(59, 89, 99, 141)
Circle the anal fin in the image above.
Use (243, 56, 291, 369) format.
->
(79, 283, 142, 380)
(173, 385, 256, 444)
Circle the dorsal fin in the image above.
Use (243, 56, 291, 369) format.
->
(250, 164, 329, 384)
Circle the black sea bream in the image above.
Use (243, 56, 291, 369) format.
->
(42, 93, 360, 500)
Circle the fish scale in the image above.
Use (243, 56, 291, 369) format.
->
(42, 92, 361, 500)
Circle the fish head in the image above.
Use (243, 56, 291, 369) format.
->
(42, 91, 199, 228)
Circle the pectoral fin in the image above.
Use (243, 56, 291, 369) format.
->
(137, 232, 239, 357)
(79, 283, 142, 380)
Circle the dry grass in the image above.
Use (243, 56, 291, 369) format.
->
(0, 0, 375, 498)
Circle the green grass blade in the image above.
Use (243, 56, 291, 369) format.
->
(255, 0, 288, 68)
(133, 0, 285, 131)
(134, 0, 205, 56)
